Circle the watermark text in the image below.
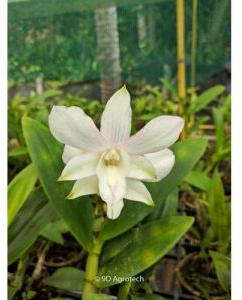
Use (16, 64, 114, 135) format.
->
(95, 275, 144, 283)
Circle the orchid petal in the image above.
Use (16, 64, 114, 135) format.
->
(58, 153, 100, 181)
(66, 176, 99, 199)
(49, 106, 106, 152)
(125, 116, 184, 154)
(97, 166, 126, 204)
(96, 151, 127, 219)
(125, 179, 154, 206)
(128, 155, 157, 180)
(106, 200, 124, 220)
(100, 86, 131, 145)
(144, 148, 175, 182)
(62, 145, 83, 164)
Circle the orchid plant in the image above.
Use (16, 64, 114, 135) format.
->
(49, 86, 184, 219)
(8, 86, 208, 299)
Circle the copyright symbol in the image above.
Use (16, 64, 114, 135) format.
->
(95, 276, 100, 282)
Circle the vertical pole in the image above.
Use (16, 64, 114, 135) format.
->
(137, 5, 147, 51)
(95, 6, 122, 102)
(189, 0, 198, 129)
(191, 0, 198, 94)
(176, 0, 186, 116)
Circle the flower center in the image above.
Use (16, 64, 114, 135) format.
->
(103, 149, 121, 166)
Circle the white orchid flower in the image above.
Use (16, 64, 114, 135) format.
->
(49, 86, 184, 219)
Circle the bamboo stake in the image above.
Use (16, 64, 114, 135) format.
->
(176, 0, 186, 117)
(189, 0, 198, 128)
(191, 0, 198, 92)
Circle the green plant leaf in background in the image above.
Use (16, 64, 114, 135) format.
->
(44, 267, 85, 292)
(212, 107, 225, 154)
(22, 116, 94, 251)
(100, 202, 153, 241)
(207, 170, 231, 253)
(100, 230, 134, 266)
(188, 85, 225, 115)
(45, 267, 114, 299)
(188, 116, 210, 135)
(8, 188, 57, 264)
(210, 251, 231, 292)
(100, 139, 207, 240)
(29, 89, 63, 106)
(8, 146, 28, 157)
(222, 95, 231, 120)
(184, 170, 212, 191)
(8, 163, 38, 226)
(97, 216, 194, 287)
(8, 255, 28, 300)
(40, 222, 64, 245)
(160, 188, 178, 219)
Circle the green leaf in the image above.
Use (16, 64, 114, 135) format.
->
(101, 230, 134, 266)
(8, 146, 28, 157)
(53, 219, 69, 233)
(160, 188, 178, 219)
(8, 163, 38, 226)
(8, 285, 19, 300)
(40, 222, 64, 245)
(207, 170, 231, 252)
(100, 139, 207, 240)
(148, 138, 208, 220)
(160, 78, 177, 96)
(188, 116, 210, 134)
(8, 188, 56, 264)
(30, 89, 63, 106)
(188, 85, 225, 115)
(222, 95, 231, 120)
(100, 202, 153, 241)
(22, 116, 94, 251)
(44, 267, 85, 292)
(97, 216, 194, 287)
(184, 170, 212, 191)
(210, 251, 231, 291)
(212, 107, 225, 153)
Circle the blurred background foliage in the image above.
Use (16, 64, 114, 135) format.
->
(8, 0, 230, 86)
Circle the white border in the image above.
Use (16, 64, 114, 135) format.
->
(232, 0, 242, 298)
(0, 0, 7, 299)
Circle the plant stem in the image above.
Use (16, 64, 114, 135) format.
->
(83, 215, 104, 299)
(83, 199, 105, 299)
(117, 281, 132, 300)
(83, 238, 103, 298)
(176, 0, 186, 117)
